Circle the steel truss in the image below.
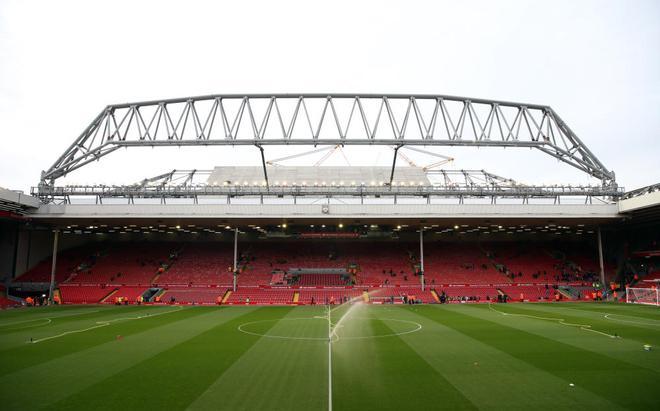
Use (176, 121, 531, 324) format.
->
(41, 94, 616, 188)
(33, 167, 622, 205)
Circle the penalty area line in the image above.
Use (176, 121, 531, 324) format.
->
(29, 306, 184, 344)
(488, 303, 619, 339)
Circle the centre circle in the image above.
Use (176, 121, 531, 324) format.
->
(237, 316, 422, 341)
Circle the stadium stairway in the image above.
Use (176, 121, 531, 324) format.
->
(152, 288, 166, 302)
(362, 291, 369, 303)
(293, 291, 299, 303)
(557, 287, 576, 300)
(430, 289, 440, 303)
(101, 288, 119, 303)
(221, 290, 232, 304)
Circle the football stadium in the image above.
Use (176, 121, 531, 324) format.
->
(1, 93, 659, 410)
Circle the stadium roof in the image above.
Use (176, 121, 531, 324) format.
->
(207, 166, 431, 187)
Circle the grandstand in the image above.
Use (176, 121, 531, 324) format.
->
(1, 94, 658, 307)
(1, 93, 658, 410)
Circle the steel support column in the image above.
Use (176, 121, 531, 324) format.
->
(597, 227, 605, 286)
(257, 145, 269, 190)
(233, 227, 239, 292)
(419, 228, 425, 292)
(48, 229, 59, 304)
(389, 145, 402, 189)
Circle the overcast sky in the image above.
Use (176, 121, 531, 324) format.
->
(1, 0, 658, 193)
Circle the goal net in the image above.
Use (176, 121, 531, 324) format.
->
(626, 287, 660, 306)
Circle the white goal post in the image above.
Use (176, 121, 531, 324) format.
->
(626, 287, 660, 306)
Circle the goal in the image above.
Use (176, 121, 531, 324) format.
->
(626, 287, 660, 306)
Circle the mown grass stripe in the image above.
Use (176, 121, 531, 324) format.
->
(560, 302, 660, 321)
(0, 306, 198, 377)
(332, 310, 476, 410)
(426, 304, 659, 410)
(0, 307, 235, 410)
(0, 306, 112, 328)
(474, 303, 660, 374)
(46, 307, 294, 411)
(389, 306, 620, 410)
(0, 305, 169, 352)
(188, 305, 329, 411)
(0, 305, 105, 321)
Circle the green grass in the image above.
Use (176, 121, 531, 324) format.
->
(0, 302, 658, 410)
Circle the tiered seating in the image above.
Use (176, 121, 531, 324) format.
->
(270, 272, 286, 285)
(499, 285, 550, 301)
(159, 287, 225, 304)
(0, 285, 19, 308)
(423, 243, 509, 285)
(563, 246, 613, 281)
(69, 243, 172, 285)
(487, 243, 605, 284)
(40, 240, 616, 305)
(59, 284, 114, 304)
(107, 286, 149, 303)
(639, 270, 660, 287)
(357, 246, 414, 287)
(435, 286, 499, 301)
(389, 287, 437, 304)
(157, 243, 234, 286)
(486, 243, 559, 283)
(13, 247, 92, 283)
(569, 286, 599, 299)
(0, 296, 18, 308)
(225, 288, 293, 304)
(298, 289, 363, 304)
(297, 274, 347, 286)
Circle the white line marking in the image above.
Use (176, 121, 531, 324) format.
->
(0, 310, 101, 328)
(0, 318, 52, 329)
(327, 305, 333, 411)
(488, 303, 619, 339)
(29, 307, 184, 344)
(603, 314, 660, 327)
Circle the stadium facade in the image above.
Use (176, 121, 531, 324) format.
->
(1, 94, 659, 307)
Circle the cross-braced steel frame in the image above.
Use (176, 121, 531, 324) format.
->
(40, 94, 616, 190)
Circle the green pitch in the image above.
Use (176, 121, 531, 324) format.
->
(1, 302, 658, 410)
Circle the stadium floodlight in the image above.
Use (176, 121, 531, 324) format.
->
(626, 287, 660, 306)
